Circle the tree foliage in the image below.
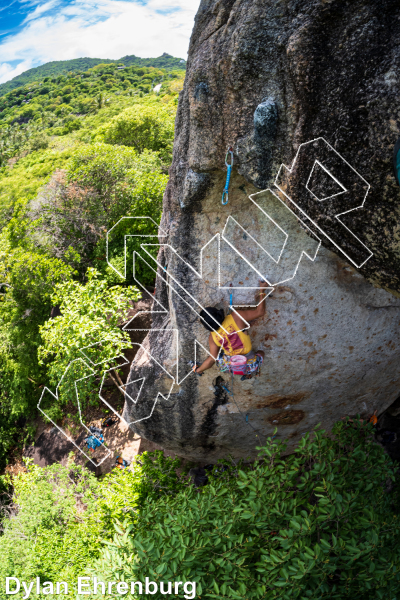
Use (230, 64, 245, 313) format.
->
(95, 424, 400, 600)
(0, 451, 187, 595)
(1, 426, 400, 599)
(0, 58, 182, 170)
(28, 143, 166, 281)
(0, 246, 75, 468)
(37, 269, 140, 420)
(96, 104, 175, 163)
(0, 459, 102, 589)
(0, 63, 178, 471)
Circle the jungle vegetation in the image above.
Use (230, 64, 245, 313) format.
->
(0, 58, 183, 474)
(1, 424, 400, 599)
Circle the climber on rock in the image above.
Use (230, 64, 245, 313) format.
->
(193, 281, 268, 379)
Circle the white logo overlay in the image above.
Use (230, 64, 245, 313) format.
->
(37, 138, 373, 465)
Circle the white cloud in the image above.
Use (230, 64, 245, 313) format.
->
(0, 59, 32, 82)
(0, 0, 198, 83)
(21, 0, 59, 23)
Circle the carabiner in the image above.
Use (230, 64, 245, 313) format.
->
(225, 149, 234, 168)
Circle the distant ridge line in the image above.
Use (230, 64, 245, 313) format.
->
(0, 53, 186, 97)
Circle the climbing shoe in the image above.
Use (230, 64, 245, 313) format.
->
(393, 136, 400, 187)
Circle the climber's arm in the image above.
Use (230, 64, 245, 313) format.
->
(235, 281, 268, 324)
(194, 334, 219, 374)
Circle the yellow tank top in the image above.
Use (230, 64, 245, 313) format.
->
(211, 314, 252, 356)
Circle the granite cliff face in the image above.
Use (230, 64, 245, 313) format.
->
(124, 0, 400, 461)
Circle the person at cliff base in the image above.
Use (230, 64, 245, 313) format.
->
(115, 456, 131, 469)
(194, 281, 268, 379)
(84, 431, 104, 452)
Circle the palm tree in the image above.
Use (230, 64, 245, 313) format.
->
(96, 93, 105, 110)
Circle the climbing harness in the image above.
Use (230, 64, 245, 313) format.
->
(221, 148, 233, 205)
(216, 352, 263, 379)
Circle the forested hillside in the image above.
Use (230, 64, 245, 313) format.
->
(0, 60, 184, 474)
(0, 53, 186, 97)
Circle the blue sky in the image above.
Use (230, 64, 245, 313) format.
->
(0, 0, 198, 83)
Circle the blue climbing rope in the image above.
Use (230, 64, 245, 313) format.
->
(222, 148, 233, 205)
(221, 383, 233, 396)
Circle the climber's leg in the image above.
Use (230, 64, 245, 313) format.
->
(241, 351, 264, 380)
(255, 351, 264, 373)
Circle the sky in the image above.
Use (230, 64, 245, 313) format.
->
(0, 0, 199, 84)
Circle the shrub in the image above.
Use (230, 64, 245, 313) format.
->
(30, 133, 49, 151)
(61, 85, 73, 95)
(38, 85, 50, 95)
(14, 103, 42, 123)
(95, 424, 400, 599)
(30, 144, 166, 284)
(95, 451, 188, 531)
(0, 460, 102, 589)
(76, 96, 97, 114)
(54, 103, 70, 116)
(62, 117, 81, 133)
(0, 452, 188, 595)
(96, 104, 175, 163)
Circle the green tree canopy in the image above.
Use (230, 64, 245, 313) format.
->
(96, 104, 175, 163)
(38, 269, 139, 420)
(95, 423, 400, 600)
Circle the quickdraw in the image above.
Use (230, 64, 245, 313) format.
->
(222, 147, 233, 205)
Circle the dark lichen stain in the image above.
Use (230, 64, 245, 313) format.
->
(200, 377, 229, 448)
(266, 410, 305, 425)
(256, 392, 310, 409)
